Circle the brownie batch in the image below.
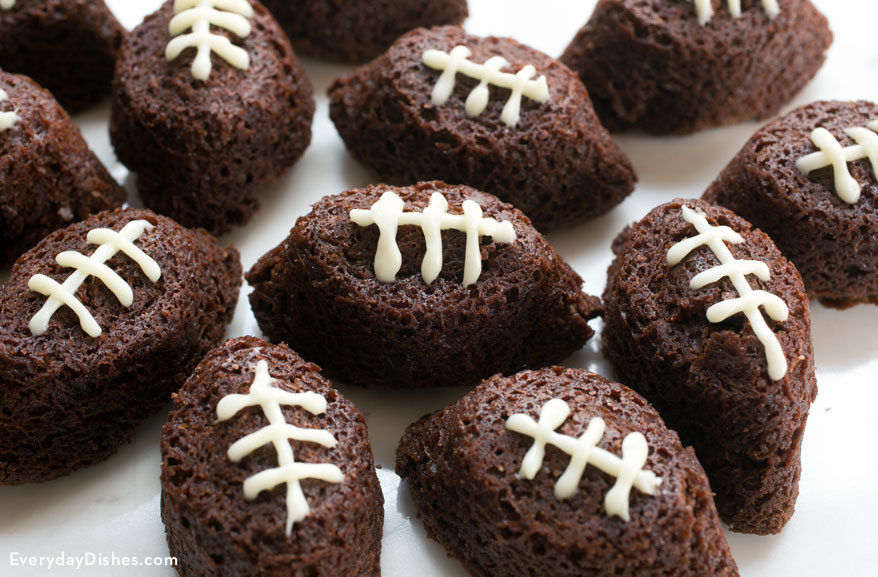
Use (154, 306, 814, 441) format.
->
(1, 0, 871, 575)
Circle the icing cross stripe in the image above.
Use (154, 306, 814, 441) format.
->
(667, 206, 789, 380)
(690, 0, 780, 25)
(796, 120, 878, 204)
(350, 191, 516, 286)
(166, 0, 253, 81)
(0, 0, 14, 10)
(0, 88, 18, 132)
(28, 220, 161, 338)
(506, 398, 661, 521)
(216, 360, 344, 535)
(422, 45, 550, 128)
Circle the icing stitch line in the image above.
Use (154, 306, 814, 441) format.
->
(506, 398, 661, 522)
(691, 0, 780, 26)
(796, 120, 878, 204)
(28, 220, 161, 338)
(216, 360, 343, 535)
(667, 206, 789, 380)
(422, 45, 550, 128)
(0, 88, 18, 132)
(350, 191, 516, 286)
(166, 0, 254, 81)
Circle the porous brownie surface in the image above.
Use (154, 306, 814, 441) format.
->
(260, 0, 468, 63)
(161, 337, 383, 577)
(110, 0, 314, 235)
(0, 0, 125, 112)
(396, 367, 739, 577)
(561, 0, 832, 134)
(247, 181, 601, 389)
(602, 198, 816, 534)
(704, 100, 878, 307)
(329, 25, 636, 231)
(0, 208, 241, 484)
(0, 70, 125, 265)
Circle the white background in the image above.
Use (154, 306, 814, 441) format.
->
(2, 0, 878, 575)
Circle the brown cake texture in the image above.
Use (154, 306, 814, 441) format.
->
(0, 0, 125, 113)
(161, 337, 383, 577)
(704, 100, 878, 307)
(0, 208, 242, 485)
(0, 69, 125, 265)
(396, 367, 739, 577)
(602, 198, 816, 534)
(247, 181, 601, 389)
(260, 0, 468, 63)
(560, 0, 832, 134)
(328, 25, 636, 231)
(110, 0, 314, 235)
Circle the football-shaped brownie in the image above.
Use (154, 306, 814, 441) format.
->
(161, 337, 383, 577)
(0, 69, 125, 265)
(247, 181, 602, 389)
(328, 25, 636, 231)
(602, 199, 816, 534)
(260, 0, 468, 63)
(396, 367, 739, 577)
(704, 100, 878, 307)
(560, 0, 832, 134)
(110, 0, 314, 235)
(0, 208, 241, 485)
(0, 0, 125, 112)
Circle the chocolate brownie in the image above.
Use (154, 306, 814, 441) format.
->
(0, 208, 241, 485)
(602, 199, 816, 534)
(328, 26, 636, 231)
(396, 367, 739, 577)
(260, 0, 468, 63)
(110, 0, 314, 235)
(0, 70, 125, 265)
(704, 100, 878, 307)
(560, 0, 832, 134)
(161, 337, 382, 577)
(247, 181, 601, 389)
(0, 0, 125, 113)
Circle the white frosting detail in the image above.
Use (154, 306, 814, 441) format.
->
(216, 360, 344, 535)
(166, 0, 254, 81)
(0, 0, 14, 10)
(28, 220, 160, 338)
(422, 45, 550, 128)
(506, 398, 662, 521)
(667, 206, 789, 380)
(0, 88, 18, 132)
(796, 120, 878, 204)
(350, 191, 516, 286)
(691, 0, 779, 25)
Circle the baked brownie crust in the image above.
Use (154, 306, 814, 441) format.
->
(396, 367, 739, 577)
(0, 70, 125, 265)
(161, 337, 382, 577)
(247, 181, 601, 389)
(704, 100, 878, 306)
(602, 199, 816, 534)
(110, 0, 314, 235)
(561, 0, 832, 134)
(329, 26, 636, 231)
(260, 0, 468, 63)
(0, 208, 242, 485)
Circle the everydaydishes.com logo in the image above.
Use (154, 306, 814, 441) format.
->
(9, 551, 178, 570)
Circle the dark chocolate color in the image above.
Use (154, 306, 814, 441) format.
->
(0, 208, 241, 484)
(329, 26, 636, 231)
(161, 337, 382, 577)
(602, 198, 816, 534)
(396, 367, 739, 577)
(247, 181, 601, 389)
(110, 0, 314, 235)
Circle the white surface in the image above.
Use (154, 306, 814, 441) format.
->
(2, 1, 878, 575)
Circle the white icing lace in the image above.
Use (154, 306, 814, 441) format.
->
(691, 0, 780, 25)
(166, 0, 253, 81)
(0, 88, 18, 132)
(796, 120, 878, 204)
